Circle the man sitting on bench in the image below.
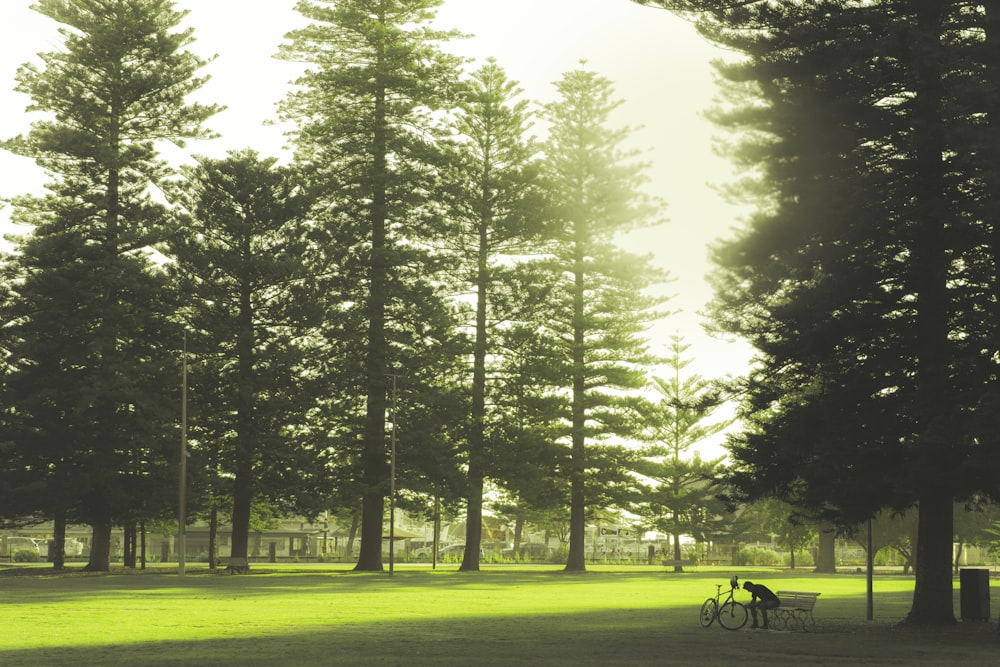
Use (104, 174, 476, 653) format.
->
(743, 580, 780, 629)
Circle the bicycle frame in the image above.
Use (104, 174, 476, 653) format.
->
(699, 582, 749, 630)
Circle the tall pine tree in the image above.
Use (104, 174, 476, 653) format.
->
(636, 334, 731, 572)
(442, 60, 542, 571)
(165, 149, 321, 570)
(537, 63, 666, 572)
(1, 0, 218, 571)
(277, 0, 465, 571)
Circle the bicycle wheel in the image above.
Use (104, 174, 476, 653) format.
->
(718, 601, 749, 630)
(699, 599, 718, 628)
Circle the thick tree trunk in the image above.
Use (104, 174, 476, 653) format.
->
(566, 264, 587, 572)
(230, 457, 253, 564)
(905, 0, 956, 625)
(229, 287, 256, 571)
(85, 118, 120, 577)
(984, 0, 1000, 525)
(814, 526, 837, 574)
(356, 493, 385, 571)
(51, 512, 66, 570)
(907, 492, 955, 624)
(85, 518, 113, 572)
(208, 507, 218, 570)
(461, 473, 484, 572)
(671, 533, 684, 572)
(462, 237, 490, 573)
(356, 70, 389, 574)
(513, 517, 524, 557)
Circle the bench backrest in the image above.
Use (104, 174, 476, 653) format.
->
(774, 591, 820, 611)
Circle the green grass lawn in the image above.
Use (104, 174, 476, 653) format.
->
(0, 564, 997, 666)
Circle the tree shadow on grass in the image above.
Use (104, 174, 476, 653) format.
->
(6, 597, 1000, 667)
(0, 567, 675, 603)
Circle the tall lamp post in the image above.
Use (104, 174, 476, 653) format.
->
(387, 372, 400, 576)
(178, 331, 188, 577)
(866, 516, 874, 621)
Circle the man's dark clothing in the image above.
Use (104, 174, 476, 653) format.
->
(743, 582, 779, 629)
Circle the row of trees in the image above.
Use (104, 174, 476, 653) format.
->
(0, 1, 727, 573)
(637, 0, 1000, 624)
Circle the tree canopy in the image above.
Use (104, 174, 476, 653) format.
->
(0, 0, 219, 571)
(0, 0, 750, 580)
(638, 0, 1000, 624)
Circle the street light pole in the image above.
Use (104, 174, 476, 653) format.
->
(179, 330, 188, 577)
(388, 372, 399, 576)
(866, 516, 874, 621)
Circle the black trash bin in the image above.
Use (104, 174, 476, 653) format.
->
(960, 568, 990, 621)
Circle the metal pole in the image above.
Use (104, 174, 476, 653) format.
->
(866, 516, 874, 621)
(433, 495, 440, 571)
(179, 331, 188, 577)
(388, 373, 398, 576)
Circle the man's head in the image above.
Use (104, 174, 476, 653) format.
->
(743, 581, 753, 590)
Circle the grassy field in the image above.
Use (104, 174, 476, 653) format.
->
(0, 563, 998, 666)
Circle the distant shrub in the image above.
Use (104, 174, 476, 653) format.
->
(548, 544, 569, 564)
(782, 550, 814, 568)
(14, 549, 41, 563)
(874, 549, 898, 566)
(732, 546, 782, 567)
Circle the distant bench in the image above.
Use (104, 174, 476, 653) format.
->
(661, 559, 687, 568)
(773, 591, 820, 630)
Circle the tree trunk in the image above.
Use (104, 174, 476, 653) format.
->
(230, 461, 252, 563)
(355, 489, 385, 571)
(565, 258, 587, 573)
(907, 492, 955, 624)
(433, 498, 441, 569)
(903, 0, 955, 626)
(85, 518, 113, 572)
(51, 511, 66, 570)
(814, 526, 837, 574)
(461, 474, 484, 572)
(513, 517, 524, 557)
(462, 235, 490, 573)
(123, 521, 136, 568)
(356, 69, 390, 574)
(986, 0, 1000, 372)
(229, 283, 256, 570)
(208, 507, 218, 570)
(672, 532, 684, 572)
(230, 396, 253, 568)
(346, 512, 359, 560)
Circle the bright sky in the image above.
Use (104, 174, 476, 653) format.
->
(0, 0, 753, 455)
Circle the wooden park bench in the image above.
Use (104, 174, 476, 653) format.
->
(772, 591, 820, 630)
(661, 559, 687, 569)
(217, 556, 250, 573)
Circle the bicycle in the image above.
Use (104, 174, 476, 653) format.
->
(699, 576, 749, 630)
